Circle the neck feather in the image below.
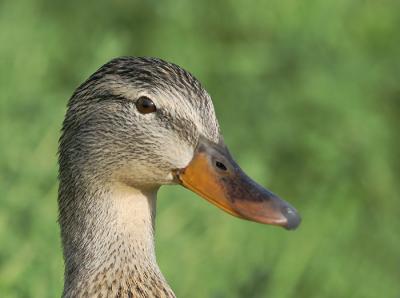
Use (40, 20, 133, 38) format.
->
(59, 181, 175, 297)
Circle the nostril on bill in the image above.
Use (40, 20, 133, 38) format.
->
(215, 161, 227, 171)
(281, 206, 301, 230)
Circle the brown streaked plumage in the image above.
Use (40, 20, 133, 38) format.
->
(58, 57, 300, 297)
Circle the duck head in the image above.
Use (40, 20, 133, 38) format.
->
(60, 57, 300, 230)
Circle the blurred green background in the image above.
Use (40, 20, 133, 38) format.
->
(1, 0, 399, 297)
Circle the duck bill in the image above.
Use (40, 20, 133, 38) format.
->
(174, 137, 301, 230)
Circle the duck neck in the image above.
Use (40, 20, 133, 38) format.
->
(59, 181, 175, 297)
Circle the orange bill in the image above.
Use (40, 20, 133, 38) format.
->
(174, 137, 301, 230)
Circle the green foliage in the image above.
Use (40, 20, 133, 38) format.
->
(1, 0, 399, 297)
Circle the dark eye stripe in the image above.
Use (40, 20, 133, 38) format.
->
(156, 109, 198, 146)
(136, 96, 157, 114)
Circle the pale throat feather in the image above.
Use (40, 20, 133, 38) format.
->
(62, 183, 175, 297)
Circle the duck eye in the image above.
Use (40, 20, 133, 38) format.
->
(136, 96, 157, 114)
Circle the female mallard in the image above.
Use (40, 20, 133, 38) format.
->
(58, 57, 301, 297)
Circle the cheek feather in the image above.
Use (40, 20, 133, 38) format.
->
(157, 130, 195, 169)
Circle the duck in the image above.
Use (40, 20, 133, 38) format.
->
(58, 56, 301, 297)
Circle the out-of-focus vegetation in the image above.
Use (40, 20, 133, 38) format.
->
(1, 0, 399, 297)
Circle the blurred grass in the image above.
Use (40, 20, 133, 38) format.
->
(1, 0, 399, 297)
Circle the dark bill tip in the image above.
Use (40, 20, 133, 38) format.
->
(281, 205, 301, 230)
